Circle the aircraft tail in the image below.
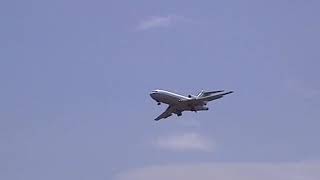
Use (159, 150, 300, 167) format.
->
(220, 91, 233, 96)
(197, 91, 233, 102)
(197, 90, 224, 97)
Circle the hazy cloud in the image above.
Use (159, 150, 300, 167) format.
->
(114, 162, 320, 180)
(136, 15, 188, 30)
(154, 132, 214, 152)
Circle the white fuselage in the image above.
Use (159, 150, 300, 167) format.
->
(150, 90, 189, 105)
(150, 89, 209, 112)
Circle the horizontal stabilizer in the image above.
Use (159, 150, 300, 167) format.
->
(198, 90, 224, 97)
(220, 91, 233, 96)
(182, 91, 233, 104)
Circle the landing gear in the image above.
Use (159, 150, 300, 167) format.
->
(157, 102, 161, 105)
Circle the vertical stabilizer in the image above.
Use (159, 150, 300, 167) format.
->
(197, 90, 205, 97)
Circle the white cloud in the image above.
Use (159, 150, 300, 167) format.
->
(114, 162, 320, 180)
(136, 15, 187, 31)
(154, 132, 214, 152)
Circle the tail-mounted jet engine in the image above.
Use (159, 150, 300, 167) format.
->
(188, 94, 197, 99)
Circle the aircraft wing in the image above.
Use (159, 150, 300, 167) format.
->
(154, 106, 174, 121)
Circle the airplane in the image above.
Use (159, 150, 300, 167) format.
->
(150, 89, 233, 121)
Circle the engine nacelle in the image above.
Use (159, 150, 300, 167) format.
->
(192, 106, 209, 111)
(188, 94, 197, 98)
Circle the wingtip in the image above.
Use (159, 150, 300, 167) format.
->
(222, 91, 234, 95)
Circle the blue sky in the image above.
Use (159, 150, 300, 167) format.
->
(1, 0, 320, 179)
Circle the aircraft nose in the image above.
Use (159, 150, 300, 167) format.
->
(150, 90, 160, 100)
(150, 92, 156, 99)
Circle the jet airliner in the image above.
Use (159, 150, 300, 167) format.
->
(150, 89, 233, 121)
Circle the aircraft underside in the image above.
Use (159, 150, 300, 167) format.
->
(150, 89, 233, 121)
